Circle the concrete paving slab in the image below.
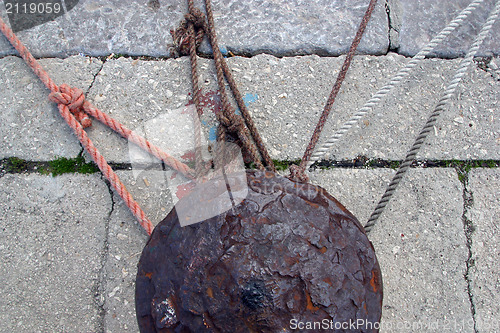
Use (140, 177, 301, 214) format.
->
(102, 170, 174, 333)
(0, 0, 182, 58)
(326, 55, 500, 161)
(0, 55, 102, 160)
(196, 0, 389, 56)
(0, 173, 110, 332)
(84, 56, 220, 164)
(468, 169, 500, 333)
(0, 0, 389, 58)
(84, 54, 499, 164)
(398, 0, 500, 57)
(311, 168, 472, 332)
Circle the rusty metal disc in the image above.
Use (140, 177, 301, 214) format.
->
(136, 170, 382, 332)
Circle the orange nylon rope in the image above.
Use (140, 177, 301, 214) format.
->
(0, 17, 197, 235)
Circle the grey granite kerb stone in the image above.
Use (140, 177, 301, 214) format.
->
(0, 0, 390, 57)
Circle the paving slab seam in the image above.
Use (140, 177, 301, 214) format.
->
(1, 158, 499, 177)
(457, 166, 479, 333)
(385, 0, 402, 52)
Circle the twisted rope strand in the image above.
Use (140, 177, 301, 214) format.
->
(201, 0, 266, 170)
(214, 37, 276, 172)
(57, 103, 154, 234)
(364, 0, 500, 233)
(309, 0, 486, 166)
(290, 0, 378, 182)
(186, 3, 206, 178)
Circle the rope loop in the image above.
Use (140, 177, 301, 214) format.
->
(288, 164, 309, 183)
(49, 84, 91, 128)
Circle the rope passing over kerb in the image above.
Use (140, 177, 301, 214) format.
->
(0, 16, 200, 235)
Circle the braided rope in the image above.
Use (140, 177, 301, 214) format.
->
(308, 0, 486, 167)
(364, 0, 500, 233)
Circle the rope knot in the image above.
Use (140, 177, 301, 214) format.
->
(227, 115, 245, 134)
(169, 8, 207, 57)
(49, 84, 91, 128)
(185, 8, 206, 28)
(288, 164, 309, 183)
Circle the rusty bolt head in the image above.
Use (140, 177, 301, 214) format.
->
(136, 170, 383, 332)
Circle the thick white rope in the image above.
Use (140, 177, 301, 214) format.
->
(364, 0, 500, 233)
(308, 0, 486, 167)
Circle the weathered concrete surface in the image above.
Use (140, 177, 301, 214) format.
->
(0, 55, 102, 160)
(84, 54, 499, 164)
(0, 173, 110, 332)
(102, 170, 173, 333)
(196, 0, 389, 56)
(327, 55, 500, 161)
(311, 168, 472, 332)
(84, 56, 217, 165)
(468, 169, 500, 333)
(0, 0, 182, 57)
(398, 0, 500, 57)
(0, 0, 389, 58)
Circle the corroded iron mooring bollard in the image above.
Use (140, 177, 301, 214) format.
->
(136, 170, 383, 332)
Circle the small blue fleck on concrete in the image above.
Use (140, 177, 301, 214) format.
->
(243, 93, 258, 106)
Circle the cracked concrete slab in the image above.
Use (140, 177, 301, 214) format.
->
(0, 173, 110, 332)
(84, 54, 499, 165)
(468, 169, 500, 333)
(311, 168, 471, 332)
(103, 170, 173, 333)
(0, 0, 389, 58)
(0, 55, 103, 160)
(398, 0, 500, 57)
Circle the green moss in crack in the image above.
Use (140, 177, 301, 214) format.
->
(388, 160, 401, 170)
(47, 155, 99, 176)
(4, 157, 28, 173)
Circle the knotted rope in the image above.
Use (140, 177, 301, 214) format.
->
(48, 84, 91, 128)
(169, 8, 206, 58)
(0, 17, 198, 235)
(171, 0, 276, 172)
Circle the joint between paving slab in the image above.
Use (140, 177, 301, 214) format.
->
(474, 56, 500, 80)
(456, 166, 478, 332)
(0, 158, 499, 175)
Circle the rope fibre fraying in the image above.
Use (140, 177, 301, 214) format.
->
(0, 16, 200, 235)
(364, 0, 500, 233)
(308, 0, 486, 167)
